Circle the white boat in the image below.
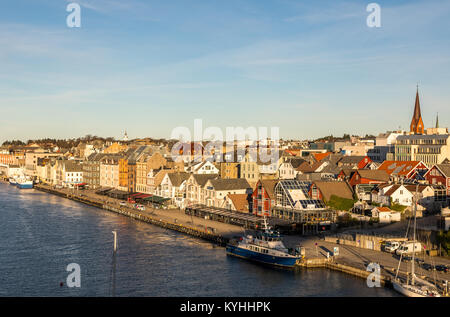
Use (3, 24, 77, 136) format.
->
(392, 184, 441, 297)
(15, 176, 33, 189)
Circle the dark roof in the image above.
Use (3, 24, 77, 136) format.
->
(192, 174, 219, 186)
(167, 172, 190, 187)
(313, 181, 354, 201)
(356, 170, 390, 182)
(208, 178, 251, 191)
(338, 156, 367, 164)
(259, 179, 278, 200)
(436, 164, 450, 178)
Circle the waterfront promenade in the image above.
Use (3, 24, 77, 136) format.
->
(26, 182, 450, 293)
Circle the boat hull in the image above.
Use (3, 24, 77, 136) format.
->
(16, 182, 33, 189)
(393, 281, 440, 297)
(226, 244, 298, 268)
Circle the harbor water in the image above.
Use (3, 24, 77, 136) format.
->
(0, 183, 398, 296)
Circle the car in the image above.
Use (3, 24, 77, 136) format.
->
(435, 265, 449, 273)
(421, 263, 435, 271)
(119, 201, 127, 206)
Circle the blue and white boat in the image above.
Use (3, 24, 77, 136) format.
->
(15, 177, 33, 189)
(226, 218, 301, 268)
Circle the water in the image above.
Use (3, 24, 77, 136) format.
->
(0, 183, 397, 296)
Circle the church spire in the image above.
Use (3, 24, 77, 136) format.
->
(410, 85, 424, 134)
(436, 112, 439, 128)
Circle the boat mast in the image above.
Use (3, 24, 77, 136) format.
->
(411, 183, 418, 286)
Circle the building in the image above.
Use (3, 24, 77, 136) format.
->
(410, 87, 425, 135)
(371, 207, 401, 223)
(271, 180, 335, 233)
(224, 194, 251, 213)
(185, 173, 219, 207)
(99, 155, 120, 189)
(348, 170, 390, 187)
(394, 134, 450, 165)
(83, 153, 109, 189)
(424, 164, 450, 196)
(377, 160, 428, 181)
(309, 181, 354, 202)
(203, 178, 252, 208)
(159, 172, 190, 208)
(337, 156, 372, 169)
(251, 179, 278, 217)
(55, 160, 83, 188)
(219, 162, 240, 179)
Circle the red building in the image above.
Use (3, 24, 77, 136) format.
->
(252, 179, 278, 217)
(424, 164, 450, 196)
(348, 170, 390, 187)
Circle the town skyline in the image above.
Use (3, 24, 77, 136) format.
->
(1, 0, 450, 143)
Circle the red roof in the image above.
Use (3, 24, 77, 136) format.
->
(314, 152, 331, 162)
(377, 161, 426, 177)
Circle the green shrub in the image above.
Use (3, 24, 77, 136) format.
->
(326, 195, 357, 211)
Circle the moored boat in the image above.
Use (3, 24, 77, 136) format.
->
(226, 217, 301, 268)
(393, 184, 441, 297)
(16, 177, 33, 189)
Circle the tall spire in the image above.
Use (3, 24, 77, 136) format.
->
(436, 112, 439, 128)
(410, 85, 424, 134)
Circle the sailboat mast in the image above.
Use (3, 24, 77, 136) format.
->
(411, 184, 418, 285)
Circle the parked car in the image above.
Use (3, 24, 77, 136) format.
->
(435, 265, 449, 273)
(119, 201, 127, 206)
(395, 242, 422, 256)
(384, 241, 401, 253)
(421, 263, 434, 271)
(135, 204, 145, 211)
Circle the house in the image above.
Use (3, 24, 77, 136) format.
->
(278, 157, 306, 179)
(185, 173, 219, 206)
(309, 181, 354, 202)
(204, 178, 252, 208)
(379, 184, 412, 206)
(56, 160, 83, 188)
(337, 156, 372, 169)
(99, 154, 120, 189)
(348, 170, 390, 187)
(159, 172, 190, 208)
(219, 162, 240, 179)
(225, 194, 251, 213)
(424, 164, 450, 196)
(371, 206, 401, 223)
(252, 179, 278, 217)
(83, 153, 109, 189)
(377, 160, 428, 181)
(186, 161, 219, 174)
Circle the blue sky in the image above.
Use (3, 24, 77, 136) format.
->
(1, 0, 449, 143)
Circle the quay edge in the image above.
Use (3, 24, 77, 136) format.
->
(33, 184, 229, 247)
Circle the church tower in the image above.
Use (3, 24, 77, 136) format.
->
(410, 86, 424, 134)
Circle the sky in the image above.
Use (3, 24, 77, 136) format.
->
(1, 0, 449, 144)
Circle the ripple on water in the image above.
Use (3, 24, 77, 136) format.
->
(0, 184, 398, 297)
